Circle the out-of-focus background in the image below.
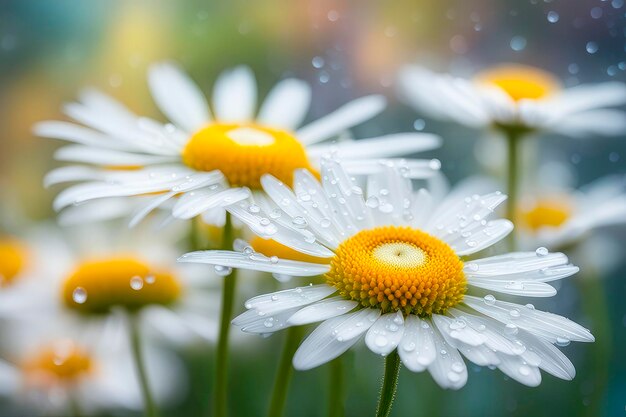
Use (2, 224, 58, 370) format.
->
(0, 1, 624, 416)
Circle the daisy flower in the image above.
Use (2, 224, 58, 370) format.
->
(0, 317, 184, 416)
(399, 63, 626, 241)
(398, 63, 626, 137)
(0, 223, 220, 343)
(36, 62, 441, 227)
(179, 158, 593, 416)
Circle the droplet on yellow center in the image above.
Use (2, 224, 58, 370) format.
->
(326, 226, 466, 316)
(62, 257, 182, 314)
(519, 198, 572, 231)
(182, 123, 316, 189)
(0, 237, 27, 287)
(475, 64, 560, 101)
(250, 236, 329, 264)
(22, 341, 93, 385)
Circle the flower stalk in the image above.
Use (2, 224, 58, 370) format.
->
(267, 326, 305, 417)
(214, 212, 238, 417)
(128, 313, 158, 417)
(375, 350, 401, 417)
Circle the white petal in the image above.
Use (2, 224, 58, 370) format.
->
(426, 320, 468, 390)
(129, 191, 178, 228)
(296, 95, 386, 145)
(365, 312, 405, 356)
(232, 306, 300, 334)
(54, 145, 177, 166)
(287, 297, 358, 326)
(178, 250, 330, 276)
(466, 251, 578, 282)
(397, 315, 437, 372)
(257, 78, 311, 129)
(306, 133, 441, 160)
(497, 353, 542, 387)
(244, 284, 336, 315)
(212, 66, 257, 122)
(148, 62, 211, 132)
(173, 188, 250, 219)
(34, 121, 134, 150)
(467, 277, 557, 297)
(463, 295, 594, 343)
(513, 331, 576, 380)
(293, 308, 381, 370)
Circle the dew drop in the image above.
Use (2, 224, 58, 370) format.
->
(263, 318, 274, 328)
(510, 36, 527, 51)
(130, 276, 144, 290)
(447, 371, 461, 382)
(270, 256, 279, 264)
(483, 294, 496, 305)
(375, 335, 388, 347)
(504, 323, 519, 335)
(547, 11, 559, 22)
(413, 119, 426, 131)
(556, 337, 571, 347)
(451, 362, 464, 373)
(535, 247, 549, 257)
(586, 41, 599, 54)
(509, 309, 521, 318)
(214, 265, 233, 276)
(145, 275, 156, 284)
(312, 56, 325, 69)
(72, 287, 88, 304)
(518, 365, 531, 376)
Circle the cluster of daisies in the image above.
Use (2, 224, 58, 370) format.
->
(1, 61, 625, 417)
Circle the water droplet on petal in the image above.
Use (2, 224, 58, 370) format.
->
(72, 287, 87, 304)
(130, 276, 144, 290)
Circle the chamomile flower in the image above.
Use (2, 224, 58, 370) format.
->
(0, 223, 220, 344)
(0, 318, 184, 415)
(37, 62, 441, 226)
(180, 159, 594, 389)
(398, 63, 626, 136)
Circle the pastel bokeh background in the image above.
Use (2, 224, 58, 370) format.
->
(1, 1, 624, 416)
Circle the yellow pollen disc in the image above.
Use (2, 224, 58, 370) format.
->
(62, 257, 182, 314)
(475, 64, 560, 101)
(519, 198, 572, 232)
(0, 237, 27, 287)
(326, 226, 466, 316)
(250, 236, 329, 264)
(23, 341, 93, 385)
(182, 123, 316, 189)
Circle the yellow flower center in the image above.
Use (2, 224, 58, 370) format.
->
(519, 198, 572, 232)
(250, 236, 329, 264)
(182, 123, 315, 189)
(22, 341, 93, 386)
(476, 64, 560, 101)
(326, 226, 466, 316)
(0, 237, 27, 287)
(62, 257, 182, 314)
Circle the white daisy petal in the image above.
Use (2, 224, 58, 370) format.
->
(173, 188, 250, 220)
(293, 308, 381, 370)
(44, 166, 105, 187)
(397, 315, 437, 372)
(306, 133, 441, 160)
(34, 121, 135, 151)
(463, 295, 594, 343)
(466, 252, 578, 282)
(496, 353, 542, 387)
(287, 297, 358, 326)
(232, 306, 300, 334)
(546, 82, 626, 116)
(426, 320, 468, 390)
(128, 191, 178, 228)
(447, 219, 513, 256)
(212, 66, 257, 122)
(513, 331, 576, 380)
(54, 145, 177, 166)
(296, 95, 386, 145)
(467, 277, 557, 297)
(257, 78, 311, 129)
(365, 312, 405, 356)
(243, 284, 336, 315)
(178, 250, 330, 276)
(148, 62, 211, 133)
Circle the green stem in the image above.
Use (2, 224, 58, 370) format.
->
(327, 356, 345, 417)
(128, 313, 158, 417)
(267, 326, 305, 417)
(505, 129, 521, 252)
(576, 274, 612, 417)
(213, 213, 238, 417)
(375, 351, 401, 417)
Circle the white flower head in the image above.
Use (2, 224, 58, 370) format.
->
(180, 158, 593, 389)
(37, 62, 441, 227)
(0, 223, 220, 345)
(398, 63, 626, 137)
(0, 317, 185, 415)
